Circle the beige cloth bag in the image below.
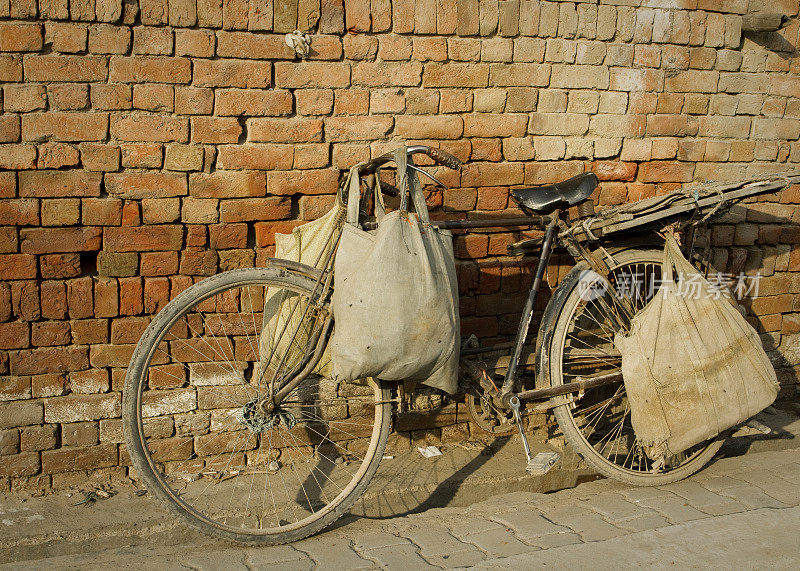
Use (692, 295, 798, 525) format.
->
(614, 235, 778, 462)
(330, 148, 459, 393)
(261, 196, 345, 378)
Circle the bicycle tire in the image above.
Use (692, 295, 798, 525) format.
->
(540, 246, 723, 486)
(123, 266, 391, 544)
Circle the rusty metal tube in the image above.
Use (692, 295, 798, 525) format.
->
(432, 216, 549, 230)
(514, 370, 623, 402)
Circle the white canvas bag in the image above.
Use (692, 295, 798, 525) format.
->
(614, 235, 779, 462)
(330, 148, 459, 393)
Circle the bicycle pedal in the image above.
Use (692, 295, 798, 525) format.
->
(525, 452, 560, 475)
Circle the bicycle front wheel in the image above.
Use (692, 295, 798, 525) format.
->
(123, 267, 391, 544)
(542, 247, 723, 486)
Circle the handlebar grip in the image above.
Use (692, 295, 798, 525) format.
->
(424, 147, 462, 170)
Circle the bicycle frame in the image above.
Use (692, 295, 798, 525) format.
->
(431, 210, 624, 410)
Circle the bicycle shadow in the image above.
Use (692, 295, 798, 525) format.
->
(326, 433, 515, 532)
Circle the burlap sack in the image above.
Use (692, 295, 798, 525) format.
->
(614, 235, 779, 462)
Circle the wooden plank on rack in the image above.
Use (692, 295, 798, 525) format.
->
(564, 177, 796, 243)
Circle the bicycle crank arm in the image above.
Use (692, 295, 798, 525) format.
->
(514, 370, 623, 403)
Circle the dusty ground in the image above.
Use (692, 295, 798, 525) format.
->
(2, 404, 799, 569)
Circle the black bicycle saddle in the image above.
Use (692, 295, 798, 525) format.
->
(510, 172, 598, 215)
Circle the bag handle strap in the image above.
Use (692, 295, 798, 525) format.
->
(661, 234, 677, 284)
(370, 170, 386, 220)
(663, 233, 702, 285)
(345, 164, 362, 226)
(395, 146, 431, 225)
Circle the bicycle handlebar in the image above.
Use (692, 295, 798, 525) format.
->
(357, 145, 462, 175)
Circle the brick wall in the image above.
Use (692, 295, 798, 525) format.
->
(1, 0, 799, 492)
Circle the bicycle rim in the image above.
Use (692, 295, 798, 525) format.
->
(123, 268, 390, 543)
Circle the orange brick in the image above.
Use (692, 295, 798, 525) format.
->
(140, 252, 179, 276)
(638, 161, 695, 183)
(2, 84, 47, 112)
(31, 321, 71, 347)
(219, 197, 292, 222)
(266, 169, 340, 196)
(23, 55, 107, 82)
(111, 114, 189, 142)
(591, 161, 638, 181)
(0, 198, 38, 225)
(0, 144, 36, 169)
(81, 198, 122, 226)
(189, 171, 266, 198)
(0, 115, 21, 143)
(103, 226, 184, 252)
(0, 22, 43, 52)
(0, 55, 23, 82)
(395, 115, 463, 139)
(80, 144, 120, 171)
(462, 162, 524, 186)
(248, 118, 323, 143)
(190, 116, 243, 144)
(351, 62, 423, 87)
(193, 59, 272, 88)
(44, 22, 87, 52)
(175, 87, 214, 115)
(19, 171, 102, 197)
(175, 29, 215, 57)
(23, 112, 107, 142)
(109, 56, 191, 83)
(423, 63, 490, 88)
(88, 24, 131, 54)
(38, 142, 80, 169)
(324, 116, 393, 142)
(454, 235, 489, 258)
(0, 321, 30, 350)
(0, 254, 35, 281)
(105, 172, 187, 199)
(133, 84, 174, 112)
(38, 281, 67, 320)
(121, 144, 163, 168)
(41, 443, 118, 474)
(209, 223, 247, 249)
(20, 227, 101, 254)
(216, 144, 294, 170)
(131, 26, 172, 55)
(216, 31, 293, 59)
(274, 62, 351, 88)
(90, 84, 132, 110)
(40, 254, 82, 279)
(9, 346, 89, 376)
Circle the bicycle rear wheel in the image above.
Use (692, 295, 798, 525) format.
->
(542, 247, 723, 486)
(123, 267, 391, 544)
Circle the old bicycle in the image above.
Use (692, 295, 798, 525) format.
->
(123, 145, 796, 544)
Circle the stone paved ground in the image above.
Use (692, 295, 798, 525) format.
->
(3, 446, 800, 570)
